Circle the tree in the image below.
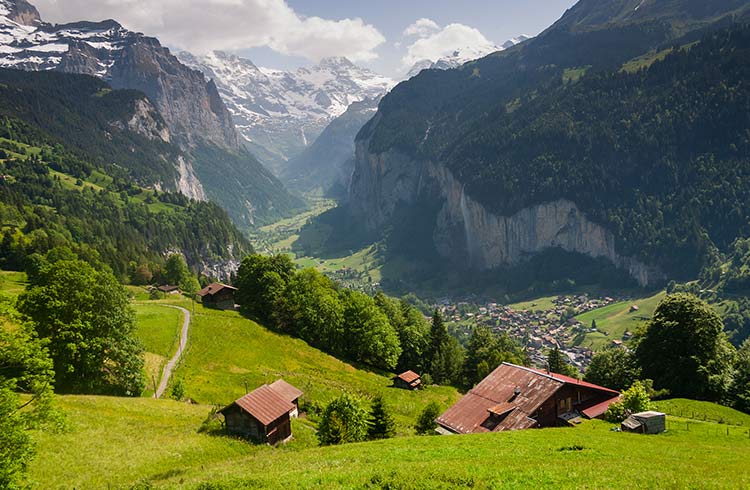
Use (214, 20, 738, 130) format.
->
(415, 402, 441, 435)
(464, 326, 527, 388)
(235, 254, 295, 325)
(317, 394, 369, 445)
(340, 290, 401, 371)
(604, 380, 652, 422)
(730, 339, 750, 413)
(585, 348, 641, 391)
(275, 269, 344, 352)
(17, 259, 145, 395)
(635, 293, 736, 400)
(425, 310, 463, 385)
(0, 326, 60, 488)
(547, 346, 578, 378)
(164, 253, 191, 286)
(368, 395, 396, 440)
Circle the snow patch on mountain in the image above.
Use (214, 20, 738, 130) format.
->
(177, 50, 395, 171)
(406, 35, 532, 79)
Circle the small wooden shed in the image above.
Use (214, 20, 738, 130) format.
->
(394, 370, 422, 390)
(220, 385, 294, 444)
(621, 411, 666, 434)
(197, 282, 237, 310)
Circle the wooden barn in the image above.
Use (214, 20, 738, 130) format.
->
(197, 282, 237, 310)
(268, 379, 303, 418)
(393, 370, 422, 390)
(436, 362, 620, 434)
(220, 385, 294, 444)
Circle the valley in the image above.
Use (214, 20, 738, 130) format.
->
(1, 0, 750, 488)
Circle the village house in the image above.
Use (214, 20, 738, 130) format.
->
(435, 362, 620, 434)
(220, 379, 303, 444)
(197, 282, 237, 309)
(393, 370, 422, 390)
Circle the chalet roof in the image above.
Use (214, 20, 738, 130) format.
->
(436, 362, 619, 434)
(197, 282, 238, 298)
(269, 379, 303, 403)
(221, 385, 294, 426)
(157, 285, 180, 292)
(396, 370, 421, 383)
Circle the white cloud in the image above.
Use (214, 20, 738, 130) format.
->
(401, 22, 496, 67)
(403, 18, 440, 38)
(32, 0, 385, 62)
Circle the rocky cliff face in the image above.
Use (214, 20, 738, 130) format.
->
(349, 139, 664, 286)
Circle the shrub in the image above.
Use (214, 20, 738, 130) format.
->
(317, 394, 369, 446)
(415, 402, 442, 435)
(605, 380, 652, 422)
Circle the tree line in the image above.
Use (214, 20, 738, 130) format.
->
(235, 254, 526, 387)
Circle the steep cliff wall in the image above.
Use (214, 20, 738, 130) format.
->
(349, 140, 663, 286)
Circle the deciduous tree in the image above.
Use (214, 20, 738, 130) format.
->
(17, 259, 145, 395)
(635, 293, 735, 400)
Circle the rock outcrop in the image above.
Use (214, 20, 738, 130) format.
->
(349, 139, 664, 286)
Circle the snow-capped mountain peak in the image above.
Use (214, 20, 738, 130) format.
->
(406, 34, 532, 79)
(178, 50, 395, 171)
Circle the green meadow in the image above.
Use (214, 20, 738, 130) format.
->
(27, 395, 750, 489)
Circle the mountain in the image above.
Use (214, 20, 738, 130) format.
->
(177, 51, 394, 174)
(0, 0, 303, 226)
(340, 0, 750, 292)
(405, 36, 531, 79)
(281, 97, 380, 198)
(0, 68, 252, 280)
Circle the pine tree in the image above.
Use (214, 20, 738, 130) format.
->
(368, 395, 396, 440)
(547, 346, 578, 378)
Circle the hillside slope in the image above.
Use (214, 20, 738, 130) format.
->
(345, 2, 750, 288)
(27, 395, 750, 489)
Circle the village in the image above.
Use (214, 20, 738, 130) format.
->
(439, 294, 621, 371)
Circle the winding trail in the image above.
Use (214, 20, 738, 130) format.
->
(154, 305, 191, 399)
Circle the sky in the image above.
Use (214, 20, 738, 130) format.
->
(31, 0, 577, 77)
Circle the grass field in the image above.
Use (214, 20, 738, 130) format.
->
(134, 304, 184, 396)
(574, 290, 666, 349)
(653, 398, 750, 427)
(27, 395, 750, 489)
(173, 305, 459, 431)
(508, 295, 559, 312)
(0, 270, 27, 298)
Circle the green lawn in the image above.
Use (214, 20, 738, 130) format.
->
(575, 291, 666, 349)
(27, 395, 750, 489)
(174, 305, 459, 431)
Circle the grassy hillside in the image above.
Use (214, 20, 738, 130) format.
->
(574, 291, 666, 349)
(653, 398, 750, 427)
(134, 304, 184, 396)
(170, 304, 459, 430)
(27, 395, 750, 489)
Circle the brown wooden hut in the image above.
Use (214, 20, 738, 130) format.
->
(220, 385, 294, 444)
(394, 370, 422, 390)
(197, 282, 237, 309)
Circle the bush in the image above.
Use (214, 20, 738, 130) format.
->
(317, 394, 369, 446)
(604, 380, 652, 422)
(415, 402, 442, 435)
(169, 379, 185, 401)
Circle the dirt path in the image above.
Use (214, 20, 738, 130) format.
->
(154, 305, 191, 399)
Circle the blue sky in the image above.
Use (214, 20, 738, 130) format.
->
(243, 0, 577, 75)
(34, 0, 577, 77)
